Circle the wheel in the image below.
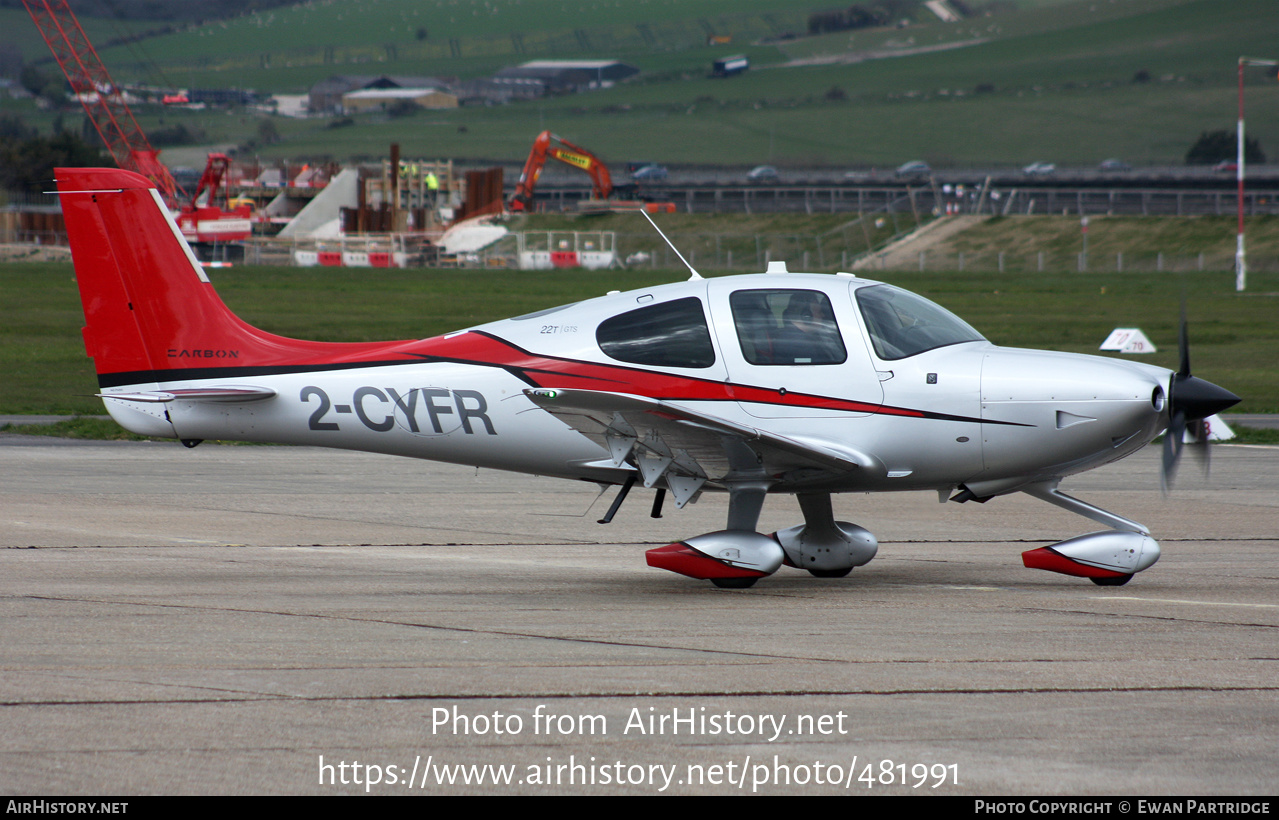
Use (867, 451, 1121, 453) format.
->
(807, 567, 852, 578)
(711, 577, 759, 589)
(1090, 574, 1132, 587)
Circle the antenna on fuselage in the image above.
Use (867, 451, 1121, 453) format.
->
(640, 209, 702, 281)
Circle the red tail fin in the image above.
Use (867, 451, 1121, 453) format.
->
(57, 167, 412, 388)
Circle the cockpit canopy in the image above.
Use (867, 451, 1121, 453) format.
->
(855, 283, 985, 360)
(589, 280, 986, 371)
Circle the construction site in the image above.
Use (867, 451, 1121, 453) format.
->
(2, 1, 681, 271)
(5, 0, 1279, 275)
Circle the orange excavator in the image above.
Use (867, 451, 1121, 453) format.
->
(509, 130, 612, 212)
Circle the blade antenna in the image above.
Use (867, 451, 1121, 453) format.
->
(640, 208, 702, 281)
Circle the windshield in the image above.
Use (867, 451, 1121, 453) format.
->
(855, 284, 985, 360)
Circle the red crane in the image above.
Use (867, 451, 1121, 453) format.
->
(175, 152, 253, 245)
(23, 0, 176, 197)
(24, 0, 252, 243)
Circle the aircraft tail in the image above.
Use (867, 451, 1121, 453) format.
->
(57, 167, 409, 390)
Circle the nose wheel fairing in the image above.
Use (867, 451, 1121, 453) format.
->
(1015, 482, 1161, 583)
(1022, 531, 1161, 581)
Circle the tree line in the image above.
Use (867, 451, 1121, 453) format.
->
(808, 1, 934, 35)
(0, 0, 296, 24)
(0, 114, 107, 194)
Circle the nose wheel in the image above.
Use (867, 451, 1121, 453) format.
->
(711, 577, 760, 589)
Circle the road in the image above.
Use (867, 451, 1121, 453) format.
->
(0, 436, 1275, 795)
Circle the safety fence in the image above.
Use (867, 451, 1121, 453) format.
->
(531, 184, 1279, 218)
(857, 249, 1279, 274)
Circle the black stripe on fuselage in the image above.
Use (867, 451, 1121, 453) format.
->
(95, 359, 423, 389)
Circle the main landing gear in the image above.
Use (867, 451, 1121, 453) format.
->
(645, 485, 878, 588)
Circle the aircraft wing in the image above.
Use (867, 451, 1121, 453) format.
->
(524, 387, 883, 505)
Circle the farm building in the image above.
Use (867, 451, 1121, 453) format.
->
(309, 75, 453, 113)
(712, 55, 749, 77)
(492, 60, 639, 95)
(340, 87, 458, 113)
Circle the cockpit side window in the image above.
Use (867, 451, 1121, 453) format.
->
(596, 297, 716, 368)
(729, 289, 847, 365)
(855, 284, 985, 360)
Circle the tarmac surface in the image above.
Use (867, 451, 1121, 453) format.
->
(0, 435, 1275, 795)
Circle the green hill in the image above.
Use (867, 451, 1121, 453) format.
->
(4, 0, 1279, 167)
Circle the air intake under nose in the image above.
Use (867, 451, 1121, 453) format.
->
(1056, 411, 1095, 429)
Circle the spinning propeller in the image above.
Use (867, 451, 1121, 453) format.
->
(1161, 309, 1241, 493)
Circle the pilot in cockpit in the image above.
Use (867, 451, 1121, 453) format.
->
(771, 292, 845, 365)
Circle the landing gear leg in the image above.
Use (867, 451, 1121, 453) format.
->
(644, 481, 783, 586)
(726, 481, 769, 532)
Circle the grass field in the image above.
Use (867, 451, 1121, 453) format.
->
(3, 249, 1274, 416)
(6, 0, 1279, 168)
(0, 8, 163, 63)
(229, 0, 1279, 166)
(911, 215, 1279, 274)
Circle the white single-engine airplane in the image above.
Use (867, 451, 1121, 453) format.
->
(57, 167, 1240, 588)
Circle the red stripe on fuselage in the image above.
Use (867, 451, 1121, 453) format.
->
(107, 326, 933, 422)
(411, 331, 927, 419)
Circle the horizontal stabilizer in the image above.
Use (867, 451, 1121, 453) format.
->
(98, 386, 278, 403)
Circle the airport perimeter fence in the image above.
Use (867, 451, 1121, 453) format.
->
(245, 232, 911, 272)
(462, 214, 925, 272)
(240, 192, 928, 271)
(533, 184, 1279, 218)
(858, 249, 1279, 274)
(245, 230, 1279, 274)
(600, 197, 927, 271)
(988, 188, 1279, 218)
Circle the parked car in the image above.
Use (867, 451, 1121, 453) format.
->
(746, 165, 779, 183)
(895, 160, 931, 177)
(1213, 160, 1239, 173)
(1022, 161, 1057, 176)
(1098, 158, 1131, 172)
(631, 164, 669, 181)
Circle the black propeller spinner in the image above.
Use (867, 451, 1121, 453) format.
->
(1161, 310, 1241, 493)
